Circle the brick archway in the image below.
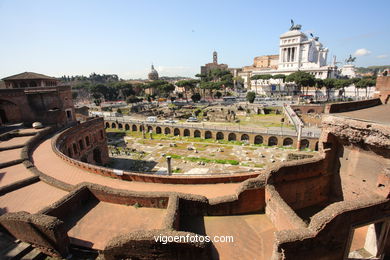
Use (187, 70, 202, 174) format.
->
(268, 136, 278, 146)
(156, 126, 162, 134)
(216, 132, 224, 140)
(194, 130, 201, 138)
(241, 134, 249, 141)
(132, 125, 137, 131)
(125, 124, 130, 130)
(228, 133, 236, 141)
(283, 137, 293, 147)
(254, 135, 263, 144)
(164, 127, 171, 135)
(184, 129, 190, 136)
(174, 128, 180, 136)
(205, 131, 212, 139)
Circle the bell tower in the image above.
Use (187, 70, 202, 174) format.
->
(213, 51, 218, 64)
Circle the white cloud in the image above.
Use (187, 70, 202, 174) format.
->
(376, 54, 389, 59)
(354, 48, 372, 56)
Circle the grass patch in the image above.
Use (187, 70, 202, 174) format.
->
(167, 153, 239, 166)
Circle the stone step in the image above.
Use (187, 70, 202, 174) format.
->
(2, 241, 32, 260)
(20, 248, 45, 260)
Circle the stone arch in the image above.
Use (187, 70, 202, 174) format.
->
(184, 129, 190, 137)
(93, 148, 102, 164)
(241, 134, 249, 141)
(147, 126, 153, 132)
(0, 99, 21, 123)
(254, 135, 263, 144)
(111, 122, 117, 128)
(228, 133, 236, 141)
(268, 136, 278, 146)
(300, 139, 310, 149)
(194, 130, 201, 138)
(174, 128, 180, 136)
(125, 124, 130, 131)
(216, 132, 224, 140)
(315, 141, 319, 151)
(132, 125, 137, 131)
(205, 131, 212, 139)
(283, 137, 293, 147)
(156, 126, 162, 134)
(164, 127, 171, 135)
(139, 125, 144, 132)
(307, 109, 315, 114)
(105, 122, 110, 128)
(118, 123, 123, 129)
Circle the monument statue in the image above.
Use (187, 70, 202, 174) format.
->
(345, 55, 356, 64)
(290, 19, 302, 30)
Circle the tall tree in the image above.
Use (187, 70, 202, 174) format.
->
(334, 79, 351, 100)
(175, 79, 199, 102)
(286, 71, 315, 96)
(323, 78, 336, 101)
(272, 74, 286, 94)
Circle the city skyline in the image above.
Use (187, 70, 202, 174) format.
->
(0, 0, 389, 79)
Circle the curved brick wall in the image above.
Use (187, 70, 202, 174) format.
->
(53, 118, 261, 184)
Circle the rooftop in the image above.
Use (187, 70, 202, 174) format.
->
(2, 72, 57, 81)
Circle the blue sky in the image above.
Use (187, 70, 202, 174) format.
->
(0, 0, 389, 79)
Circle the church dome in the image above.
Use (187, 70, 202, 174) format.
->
(148, 65, 159, 80)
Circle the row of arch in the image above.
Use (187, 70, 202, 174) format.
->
(105, 122, 317, 150)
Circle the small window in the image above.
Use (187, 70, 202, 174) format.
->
(79, 139, 84, 150)
(67, 148, 72, 157)
(85, 136, 90, 146)
(66, 110, 72, 119)
(73, 143, 78, 154)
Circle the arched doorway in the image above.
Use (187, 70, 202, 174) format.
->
(118, 123, 123, 129)
(268, 136, 278, 146)
(156, 126, 162, 134)
(165, 127, 171, 135)
(283, 138, 293, 147)
(174, 128, 180, 136)
(132, 125, 137, 131)
(205, 131, 212, 139)
(241, 134, 249, 141)
(194, 130, 201, 138)
(254, 135, 263, 144)
(300, 139, 310, 149)
(105, 122, 110, 128)
(228, 133, 236, 141)
(125, 124, 130, 131)
(184, 129, 190, 136)
(93, 148, 102, 164)
(216, 132, 224, 140)
(111, 123, 116, 128)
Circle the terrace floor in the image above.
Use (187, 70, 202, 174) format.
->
(181, 213, 276, 260)
(66, 201, 166, 250)
(0, 181, 67, 214)
(337, 103, 390, 125)
(32, 138, 241, 199)
(0, 163, 35, 188)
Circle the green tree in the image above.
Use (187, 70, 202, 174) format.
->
(272, 74, 286, 94)
(175, 79, 199, 102)
(191, 93, 201, 103)
(356, 78, 376, 97)
(314, 79, 324, 101)
(323, 78, 336, 101)
(286, 71, 315, 95)
(246, 91, 256, 103)
(334, 79, 351, 100)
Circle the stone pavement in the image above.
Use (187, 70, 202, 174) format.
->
(337, 103, 390, 125)
(33, 138, 241, 199)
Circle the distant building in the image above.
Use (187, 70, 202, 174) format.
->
(239, 23, 339, 92)
(0, 72, 75, 126)
(3, 72, 58, 88)
(200, 51, 228, 75)
(148, 65, 159, 80)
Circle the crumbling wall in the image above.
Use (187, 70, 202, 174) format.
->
(0, 212, 70, 257)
